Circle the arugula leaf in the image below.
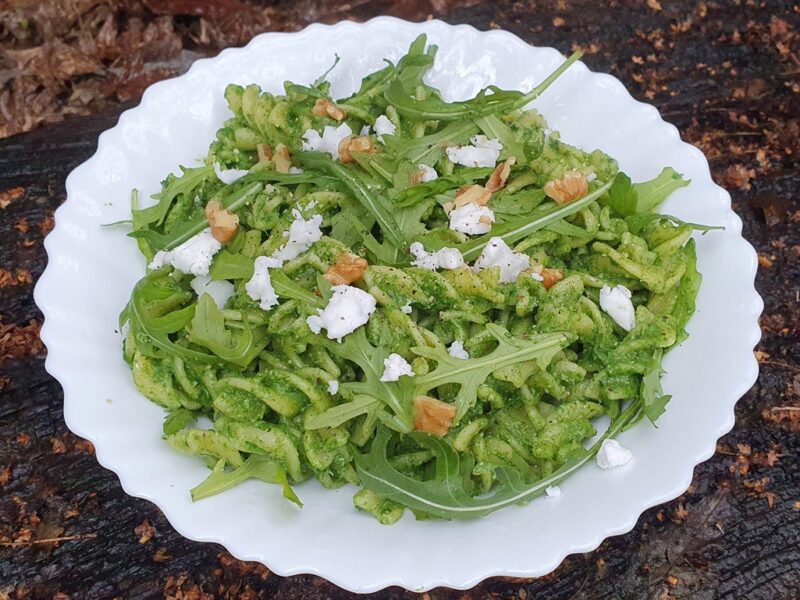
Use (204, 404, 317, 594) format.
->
(133, 165, 214, 230)
(270, 271, 324, 307)
(625, 213, 722, 236)
(210, 251, 254, 280)
(641, 350, 671, 424)
(297, 151, 406, 250)
(634, 167, 690, 213)
(440, 179, 613, 261)
(393, 169, 494, 208)
(191, 455, 302, 506)
(187, 294, 268, 367)
(383, 49, 583, 122)
(130, 181, 263, 251)
(608, 168, 691, 218)
(672, 239, 702, 343)
(544, 219, 593, 239)
(306, 395, 380, 430)
(489, 188, 546, 216)
(163, 408, 198, 435)
(323, 328, 416, 432)
(606, 172, 637, 217)
(413, 325, 573, 419)
(354, 398, 642, 520)
(474, 114, 526, 163)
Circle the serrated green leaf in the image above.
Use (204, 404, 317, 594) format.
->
(354, 399, 641, 519)
(412, 325, 573, 419)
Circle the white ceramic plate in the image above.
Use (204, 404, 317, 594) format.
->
(34, 17, 762, 593)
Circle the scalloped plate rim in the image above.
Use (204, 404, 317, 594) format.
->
(34, 16, 762, 593)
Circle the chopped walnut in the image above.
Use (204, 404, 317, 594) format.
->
(273, 143, 292, 174)
(338, 135, 376, 163)
(537, 267, 564, 290)
(323, 253, 368, 286)
(257, 143, 273, 163)
(312, 98, 346, 121)
(413, 396, 457, 437)
(205, 201, 239, 243)
(451, 184, 492, 211)
(485, 157, 516, 193)
(544, 171, 588, 205)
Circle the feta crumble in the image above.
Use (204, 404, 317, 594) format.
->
(448, 203, 495, 235)
(545, 485, 561, 498)
(400, 301, 413, 314)
(271, 209, 324, 262)
(245, 256, 282, 311)
(379, 353, 415, 382)
(473, 237, 531, 283)
(301, 123, 353, 160)
(596, 439, 633, 469)
(288, 166, 304, 174)
(214, 163, 249, 184)
(599, 284, 636, 332)
(190, 275, 235, 309)
(149, 228, 222, 276)
(359, 125, 371, 137)
(409, 242, 466, 271)
(306, 285, 377, 341)
(445, 135, 503, 168)
(447, 340, 470, 360)
(417, 163, 438, 182)
(373, 114, 396, 143)
(327, 379, 339, 395)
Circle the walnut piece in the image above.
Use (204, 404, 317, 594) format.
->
(543, 171, 589, 205)
(323, 253, 368, 286)
(273, 143, 292, 174)
(413, 396, 457, 437)
(538, 267, 564, 290)
(205, 200, 239, 243)
(312, 98, 346, 121)
(257, 143, 273, 163)
(338, 135, 376, 163)
(485, 157, 516, 193)
(451, 184, 492, 211)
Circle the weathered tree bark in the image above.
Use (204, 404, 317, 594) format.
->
(0, 1, 798, 599)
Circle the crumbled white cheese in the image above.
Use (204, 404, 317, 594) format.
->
(245, 256, 282, 311)
(445, 135, 503, 168)
(417, 163, 438, 182)
(599, 284, 636, 332)
(214, 163, 249, 184)
(409, 242, 466, 271)
(190, 275, 235, 309)
(306, 285, 377, 341)
(288, 166, 304, 174)
(301, 123, 353, 160)
(359, 125, 371, 137)
(271, 209, 324, 262)
(448, 340, 470, 360)
(448, 203, 495, 235)
(531, 271, 545, 282)
(149, 228, 222, 276)
(400, 301, 413, 314)
(586, 172, 597, 183)
(473, 237, 530, 283)
(545, 485, 561, 498)
(379, 353, 415, 382)
(596, 439, 633, 469)
(374, 114, 396, 143)
(327, 379, 339, 395)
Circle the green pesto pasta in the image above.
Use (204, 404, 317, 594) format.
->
(120, 35, 714, 522)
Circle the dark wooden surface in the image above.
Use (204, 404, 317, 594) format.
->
(1, 1, 799, 599)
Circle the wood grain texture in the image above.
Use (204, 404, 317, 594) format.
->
(1, 1, 798, 599)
